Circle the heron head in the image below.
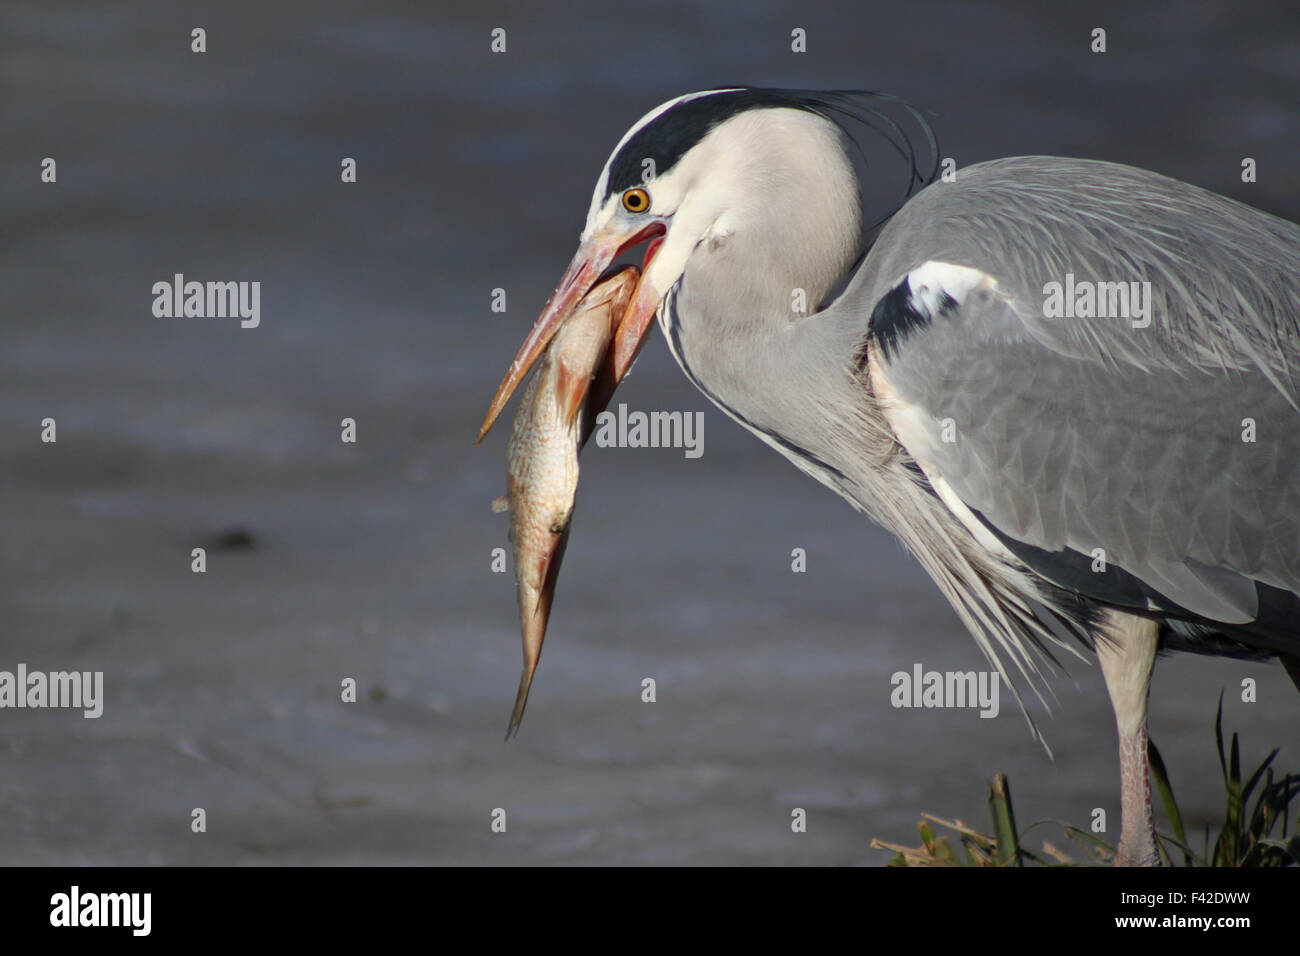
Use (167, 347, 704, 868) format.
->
(479, 89, 928, 440)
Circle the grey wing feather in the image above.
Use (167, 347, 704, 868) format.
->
(858, 157, 1300, 398)
(859, 158, 1300, 635)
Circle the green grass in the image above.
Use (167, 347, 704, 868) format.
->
(871, 695, 1299, 866)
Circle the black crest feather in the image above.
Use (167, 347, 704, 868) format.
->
(604, 87, 940, 227)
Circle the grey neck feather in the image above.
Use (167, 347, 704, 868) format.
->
(664, 110, 868, 464)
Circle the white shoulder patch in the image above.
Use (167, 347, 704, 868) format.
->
(906, 261, 998, 318)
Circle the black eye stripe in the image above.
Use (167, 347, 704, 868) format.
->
(605, 93, 759, 199)
(601, 87, 941, 210)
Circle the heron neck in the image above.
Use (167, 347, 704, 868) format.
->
(664, 224, 874, 488)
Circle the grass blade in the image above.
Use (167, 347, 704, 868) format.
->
(988, 773, 1022, 867)
(1148, 736, 1191, 866)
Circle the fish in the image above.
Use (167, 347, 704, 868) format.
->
(491, 265, 640, 739)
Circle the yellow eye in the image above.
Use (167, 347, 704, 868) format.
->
(622, 188, 650, 213)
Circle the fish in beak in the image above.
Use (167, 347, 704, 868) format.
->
(492, 266, 640, 738)
(478, 223, 666, 443)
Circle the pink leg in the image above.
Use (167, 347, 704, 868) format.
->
(1115, 724, 1159, 866)
(1097, 611, 1161, 867)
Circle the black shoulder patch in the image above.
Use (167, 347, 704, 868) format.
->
(867, 276, 931, 362)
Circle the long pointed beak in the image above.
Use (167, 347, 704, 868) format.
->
(477, 224, 666, 443)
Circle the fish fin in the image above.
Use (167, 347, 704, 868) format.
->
(505, 662, 536, 740)
(533, 527, 571, 621)
(554, 362, 592, 427)
(491, 494, 510, 513)
(532, 551, 556, 616)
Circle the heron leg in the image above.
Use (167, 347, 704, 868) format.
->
(1096, 610, 1160, 867)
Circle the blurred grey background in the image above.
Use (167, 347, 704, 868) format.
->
(1, 0, 1296, 864)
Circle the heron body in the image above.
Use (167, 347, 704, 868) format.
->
(481, 88, 1300, 866)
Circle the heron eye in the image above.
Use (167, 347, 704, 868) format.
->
(622, 188, 650, 213)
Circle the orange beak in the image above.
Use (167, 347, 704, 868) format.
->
(477, 223, 667, 443)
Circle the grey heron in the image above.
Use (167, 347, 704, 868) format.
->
(479, 88, 1300, 866)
